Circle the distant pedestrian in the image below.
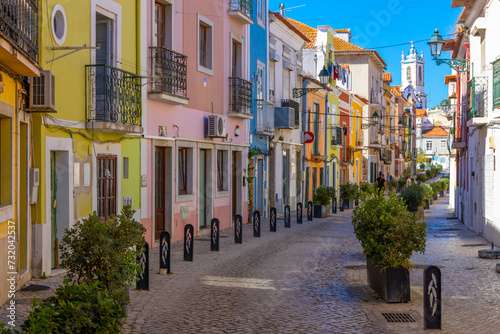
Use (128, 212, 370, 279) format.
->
(387, 173, 393, 181)
(376, 172, 386, 195)
(406, 175, 413, 187)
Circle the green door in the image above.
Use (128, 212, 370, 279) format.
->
(50, 152, 57, 268)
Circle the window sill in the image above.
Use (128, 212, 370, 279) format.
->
(176, 193, 195, 203)
(215, 190, 229, 198)
(197, 64, 213, 77)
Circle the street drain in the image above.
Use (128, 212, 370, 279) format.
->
(462, 243, 489, 247)
(382, 312, 416, 323)
(343, 265, 366, 270)
(20, 284, 51, 292)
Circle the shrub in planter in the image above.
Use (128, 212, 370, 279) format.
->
(421, 184, 433, 209)
(401, 185, 424, 213)
(60, 206, 146, 296)
(20, 280, 125, 334)
(313, 186, 331, 217)
(387, 178, 398, 192)
(425, 169, 433, 179)
(359, 182, 377, 199)
(352, 194, 427, 302)
(340, 182, 359, 208)
(325, 186, 336, 202)
(430, 182, 440, 199)
(416, 173, 427, 183)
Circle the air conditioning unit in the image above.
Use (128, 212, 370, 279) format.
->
(207, 115, 226, 138)
(274, 107, 295, 129)
(29, 70, 56, 112)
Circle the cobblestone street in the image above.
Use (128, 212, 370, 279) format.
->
(3, 195, 500, 333)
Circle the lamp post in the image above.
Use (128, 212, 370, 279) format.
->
(293, 66, 331, 98)
(428, 29, 469, 72)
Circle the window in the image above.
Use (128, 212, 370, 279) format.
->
(269, 60, 275, 99)
(217, 150, 228, 192)
(406, 66, 411, 81)
(313, 103, 320, 154)
(257, 0, 264, 22)
(97, 155, 117, 220)
(0, 116, 12, 206)
(198, 15, 213, 74)
(319, 167, 324, 186)
(154, 2, 165, 47)
(426, 141, 433, 151)
(493, 58, 500, 109)
(418, 67, 422, 85)
(283, 69, 290, 100)
(51, 4, 67, 45)
(232, 38, 242, 77)
(178, 148, 188, 195)
(440, 140, 446, 148)
(256, 63, 265, 100)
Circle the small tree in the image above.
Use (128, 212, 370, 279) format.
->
(313, 186, 331, 206)
(401, 184, 424, 213)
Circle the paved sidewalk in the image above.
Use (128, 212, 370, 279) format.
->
(2, 195, 500, 333)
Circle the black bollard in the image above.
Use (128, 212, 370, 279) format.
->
(332, 197, 337, 214)
(210, 218, 219, 252)
(136, 241, 149, 290)
(339, 196, 344, 212)
(297, 202, 303, 224)
(424, 265, 441, 330)
(234, 214, 243, 244)
(159, 231, 171, 273)
(284, 205, 290, 228)
(307, 201, 313, 221)
(184, 224, 194, 261)
(270, 207, 277, 232)
(253, 210, 261, 238)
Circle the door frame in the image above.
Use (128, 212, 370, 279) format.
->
(230, 147, 243, 222)
(152, 140, 174, 244)
(197, 144, 213, 232)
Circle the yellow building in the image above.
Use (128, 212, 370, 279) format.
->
(31, 0, 143, 277)
(0, 3, 40, 304)
(351, 95, 367, 184)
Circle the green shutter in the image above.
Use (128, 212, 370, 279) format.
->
(493, 59, 500, 109)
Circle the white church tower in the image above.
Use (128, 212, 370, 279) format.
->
(400, 41, 427, 109)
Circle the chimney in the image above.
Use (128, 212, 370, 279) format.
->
(279, 3, 285, 17)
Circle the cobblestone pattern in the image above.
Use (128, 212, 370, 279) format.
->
(2, 195, 500, 333)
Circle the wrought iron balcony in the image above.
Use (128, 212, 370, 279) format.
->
(255, 100, 274, 135)
(228, 0, 253, 24)
(331, 126, 342, 147)
(467, 76, 488, 121)
(0, 0, 39, 62)
(149, 46, 188, 104)
(281, 99, 300, 128)
(86, 65, 142, 130)
(370, 89, 382, 109)
(384, 150, 392, 164)
(229, 77, 253, 118)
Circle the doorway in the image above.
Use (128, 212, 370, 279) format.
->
(256, 159, 264, 214)
(231, 151, 242, 219)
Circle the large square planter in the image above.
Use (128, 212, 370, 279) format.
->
(366, 257, 410, 303)
(343, 199, 353, 209)
(313, 205, 328, 218)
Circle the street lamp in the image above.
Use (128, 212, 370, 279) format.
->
(428, 29, 469, 72)
(293, 66, 331, 98)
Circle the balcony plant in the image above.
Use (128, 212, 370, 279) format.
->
(352, 194, 427, 303)
(313, 186, 331, 218)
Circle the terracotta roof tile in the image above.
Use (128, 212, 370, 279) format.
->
(333, 36, 365, 51)
(335, 29, 350, 33)
(391, 85, 402, 96)
(423, 125, 449, 137)
(286, 18, 317, 49)
(383, 72, 392, 83)
(416, 109, 427, 118)
(271, 12, 311, 43)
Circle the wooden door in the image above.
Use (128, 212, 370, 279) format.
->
(155, 147, 166, 240)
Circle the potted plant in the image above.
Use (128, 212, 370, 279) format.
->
(340, 182, 358, 209)
(352, 194, 427, 303)
(313, 186, 331, 218)
(430, 182, 440, 200)
(421, 183, 433, 209)
(401, 184, 424, 216)
(325, 186, 336, 212)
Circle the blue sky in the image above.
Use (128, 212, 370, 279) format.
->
(269, 0, 463, 109)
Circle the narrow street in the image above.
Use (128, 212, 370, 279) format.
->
(3, 195, 500, 333)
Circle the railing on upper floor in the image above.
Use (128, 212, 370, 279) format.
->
(0, 0, 39, 62)
(467, 76, 488, 120)
(229, 0, 252, 17)
(255, 99, 274, 134)
(281, 99, 300, 128)
(150, 46, 187, 98)
(86, 64, 142, 126)
(229, 77, 252, 115)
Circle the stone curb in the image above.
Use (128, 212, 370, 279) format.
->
(478, 249, 500, 259)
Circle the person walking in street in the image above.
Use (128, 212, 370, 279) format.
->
(406, 174, 413, 187)
(376, 172, 386, 195)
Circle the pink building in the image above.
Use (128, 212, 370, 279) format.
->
(142, 0, 253, 244)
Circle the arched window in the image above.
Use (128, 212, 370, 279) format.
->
(406, 66, 411, 81)
(418, 67, 422, 85)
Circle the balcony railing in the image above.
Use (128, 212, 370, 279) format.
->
(385, 150, 392, 164)
(281, 99, 300, 128)
(150, 46, 187, 99)
(230, 0, 252, 17)
(467, 76, 488, 120)
(0, 0, 39, 62)
(370, 89, 382, 106)
(86, 65, 142, 126)
(255, 99, 274, 135)
(229, 77, 252, 115)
